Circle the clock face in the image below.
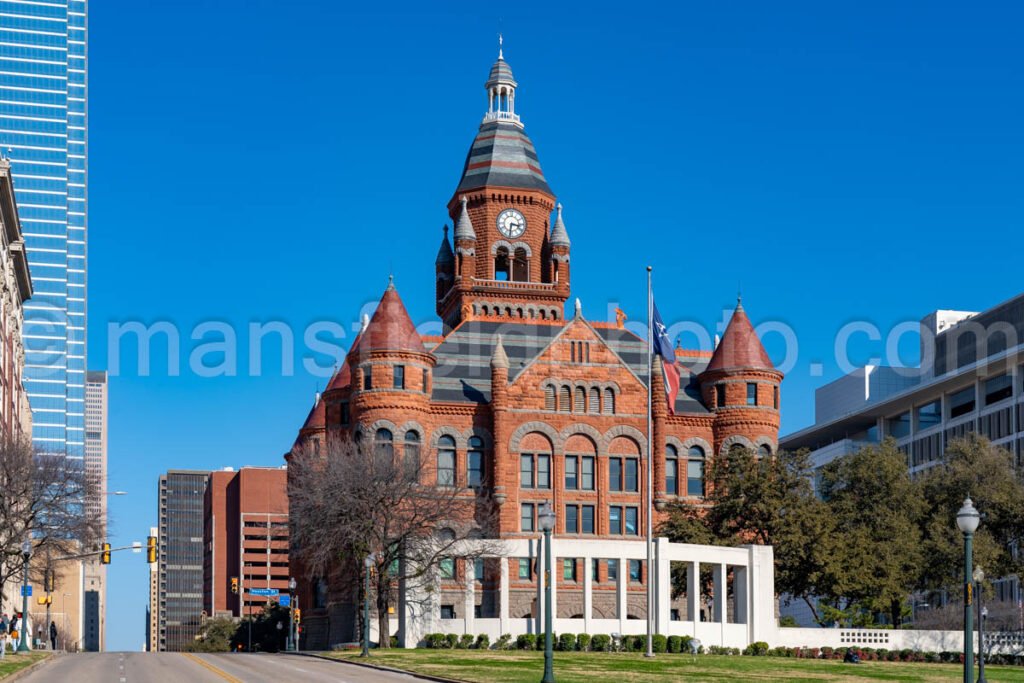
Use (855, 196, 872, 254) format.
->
(497, 208, 526, 238)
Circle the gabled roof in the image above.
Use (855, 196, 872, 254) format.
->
(455, 121, 552, 195)
(705, 302, 774, 373)
(350, 282, 428, 358)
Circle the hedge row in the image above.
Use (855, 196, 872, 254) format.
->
(422, 634, 1024, 666)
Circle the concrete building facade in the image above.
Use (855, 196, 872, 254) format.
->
(203, 467, 289, 621)
(156, 470, 208, 651)
(82, 370, 107, 650)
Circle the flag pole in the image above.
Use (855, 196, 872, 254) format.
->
(645, 265, 654, 658)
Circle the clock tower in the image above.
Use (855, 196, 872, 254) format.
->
(435, 46, 571, 329)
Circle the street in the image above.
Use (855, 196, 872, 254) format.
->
(18, 651, 425, 683)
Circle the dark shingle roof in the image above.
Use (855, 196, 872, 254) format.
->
(455, 121, 552, 195)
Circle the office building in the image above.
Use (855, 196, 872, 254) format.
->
(0, 0, 88, 458)
(82, 369, 106, 650)
(157, 470, 208, 651)
(203, 467, 289, 620)
(147, 528, 157, 652)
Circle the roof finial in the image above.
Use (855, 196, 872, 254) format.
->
(387, 273, 395, 290)
(574, 298, 582, 318)
(737, 282, 743, 309)
(361, 313, 370, 333)
(498, 33, 503, 60)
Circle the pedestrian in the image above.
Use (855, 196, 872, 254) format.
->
(49, 621, 56, 651)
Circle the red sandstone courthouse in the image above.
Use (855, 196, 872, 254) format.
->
(288, 49, 782, 648)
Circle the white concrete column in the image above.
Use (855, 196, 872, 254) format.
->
(617, 558, 627, 632)
(713, 563, 726, 623)
(500, 557, 510, 635)
(656, 537, 671, 634)
(686, 561, 698, 624)
(464, 563, 475, 635)
(583, 555, 593, 633)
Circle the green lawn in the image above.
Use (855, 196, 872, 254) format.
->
(0, 651, 49, 679)
(326, 649, 1024, 682)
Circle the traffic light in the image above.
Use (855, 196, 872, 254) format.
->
(146, 536, 157, 564)
(293, 608, 301, 624)
(44, 568, 55, 593)
(230, 577, 239, 595)
(101, 542, 111, 565)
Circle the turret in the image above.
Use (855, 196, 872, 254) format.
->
(549, 203, 571, 292)
(435, 225, 454, 306)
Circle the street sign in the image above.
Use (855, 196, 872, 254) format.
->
(279, 594, 291, 607)
(21, 585, 31, 597)
(249, 588, 279, 597)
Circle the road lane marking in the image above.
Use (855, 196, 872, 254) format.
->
(182, 653, 244, 683)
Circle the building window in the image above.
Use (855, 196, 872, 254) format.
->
(518, 558, 531, 579)
(757, 444, 772, 457)
(603, 388, 615, 414)
(465, 437, 484, 487)
(625, 507, 639, 535)
(609, 506, 622, 534)
(609, 458, 622, 492)
(565, 504, 578, 533)
(606, 559, 618, 581)
(521, 453, 550, 489)
(589, 387, 600, 413)
(423, 368, 429, 392)
(629, 559, 642, 582)
(340, 401, 350, 425)
(666, 445, 678, 495)
(394, 365, 405, 389)
(773, 385, 779, 409)
(581, 456, 595, 490)
(520, 454, 534, 488)
(575, 387, 586, 412)
(747, 382, 757, 405)
(494, 246, 510, 280)
(440, 558, 455, 580)
(440, 604, 455, 619)
(716, 384, 726, 407)
(375, 428, 393, 457)
(887, 412, 911, 439)
(609, 457, 638, 492)
(592, 558, 600, 582)
(949, 386, 976, 419)
(521, 503, 535, 532)
(985, 374, 1013, 406)
(474, 558, 485, 582)
(537, 454, 550, 488)
(625, 458, 638, 492)
(513, 247, 529, 282)
(363, 367, 372, 390)
(544, 385, 555, 410)
(404, 430, 420, 466)
(563, 559, 577, 581)
(559, 386, 571, 412)
(687, 460, 705, 498)
(565, 455, 578, 489)
(437, 435, 456, 486)
(916, 399, 941, 429)
(581, 505, 595, 534)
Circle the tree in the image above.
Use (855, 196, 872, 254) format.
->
(288, 436, 501, 648)
(230, 603, 291, 652)
(0, 437, 102, 612)
(917, 434, 1024, 595)
(660, 447, 836, 623)
(817, 439, 924, 626)
(185, 618, 237, 652)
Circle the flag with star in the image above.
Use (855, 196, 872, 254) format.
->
(651, 300, 680, 415)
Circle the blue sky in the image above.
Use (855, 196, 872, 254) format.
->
(90, 0, 1023, 650)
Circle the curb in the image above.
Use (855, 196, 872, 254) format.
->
(281, 650, 464, 683)
(3, 653, 56, 682)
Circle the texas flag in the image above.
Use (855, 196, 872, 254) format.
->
(652, 300, 681, 415)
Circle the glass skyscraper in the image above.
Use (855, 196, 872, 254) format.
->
(0, 1, 87, 458)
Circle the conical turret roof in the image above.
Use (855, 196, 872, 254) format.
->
(705, 301, 774, 373)
(349, 280, 428, 358)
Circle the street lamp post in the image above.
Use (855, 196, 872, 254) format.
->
(17, 540, 31, 652)
(957, 497, 980, 683)
(287, 577, 297, 652)
(538, 502, 556, 683)
(974, 566, 986, 683)
(362, 553, 375, 658)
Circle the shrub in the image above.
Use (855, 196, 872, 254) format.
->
(516, 633, 536, 650)
(806, 647, 820, 659)
(591, 634, 611, 652)
(667, 635, 682, 654)
(679, 635, 694, 653)
(474, 634, 490, 650)
(495, 634, 512, 651)
(630, 635, 648, 652)
(558, 633, 576, 652)
(577, 633, 591, 652)
(744, 641, 769, 657)
(708, 645, 739, 655)
(924, 651, 938, 663)
(821, 646, 834, 659)
(536, 633, 552, 650)
(652, 634, 668, 654)
(899, 648, 914, 662)
(424, 633, 447, 649)
(445, 633, 459, 649)
(457, 634, 474, 649)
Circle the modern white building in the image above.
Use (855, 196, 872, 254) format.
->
(782, 291, 1024, 606)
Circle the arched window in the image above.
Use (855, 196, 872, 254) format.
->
(603, 388, 615, 414)
(437, 435, 456, 486)
(467, 436, 485, 487)
(544, 385, 555, 411)
(757, 444, 772, 458)
(512, 247, 529, 282)
(589, 387, 600, 413)
(559, 386, 571, 412)
(375, 428, 393, 458)
(404, 430, 420, 466)
(494, 246, 510, 281)
(665, 444, 679, 495)
(686, 445, 705, 498)
(574, 387, 586, 413)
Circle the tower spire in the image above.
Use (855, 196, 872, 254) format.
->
(498, 33, 503, 60)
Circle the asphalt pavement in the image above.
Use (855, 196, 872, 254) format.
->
(17, 651, 426, 683)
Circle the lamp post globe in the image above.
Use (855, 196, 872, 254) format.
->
(957, 497, 980, 683)
(17, 540, 31, 652)
(539, 502, 556, 683)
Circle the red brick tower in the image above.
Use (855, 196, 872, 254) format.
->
(437, 50, 570, 328)
(699, 299, 783, 455)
